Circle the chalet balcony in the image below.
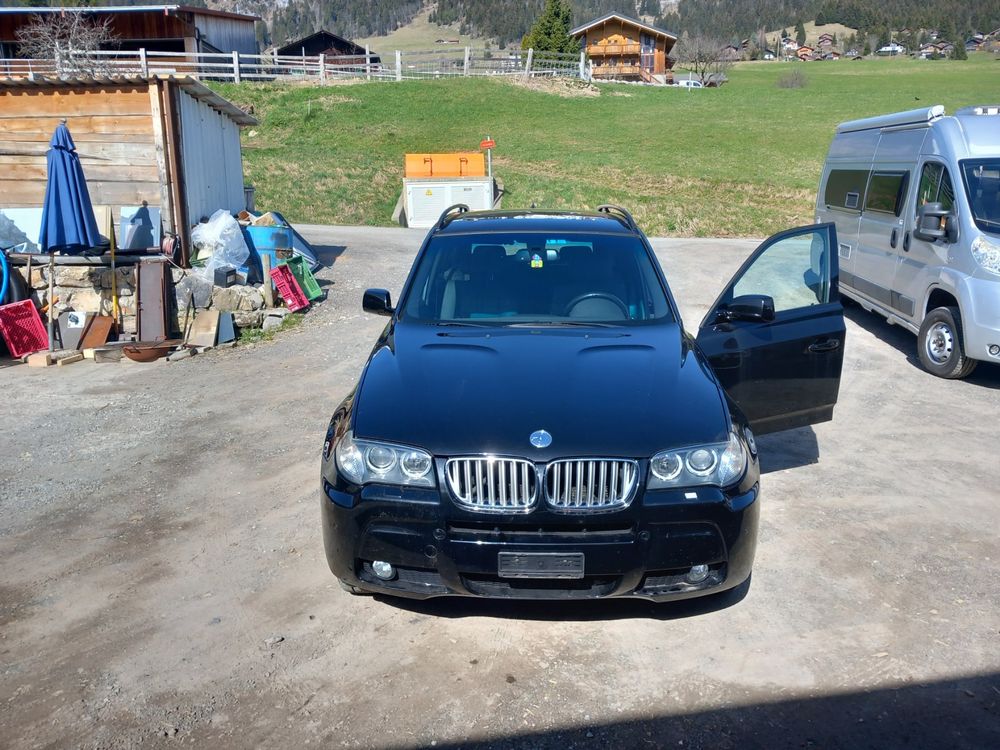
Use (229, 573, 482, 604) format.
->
(587, 43, 642, 56)
(591, 63, 642, 78)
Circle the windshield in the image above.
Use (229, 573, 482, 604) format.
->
(961, 159, 1000, 234)
(401, 232, 673, 325)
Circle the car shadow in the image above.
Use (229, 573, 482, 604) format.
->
(756, 427, 818, 475)
(372, 576, 751, 622)
(843, 302, 1000, 389)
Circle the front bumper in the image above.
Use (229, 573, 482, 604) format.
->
(321, 477, 759, 602)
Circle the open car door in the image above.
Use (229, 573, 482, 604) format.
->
(695, 223, 845, 435)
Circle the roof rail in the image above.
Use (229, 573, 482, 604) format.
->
(596, 204, 637, 231)
(836, 105, 945, 134)
(436, 204, 469, 230)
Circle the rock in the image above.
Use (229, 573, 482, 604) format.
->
(212, 285, 263, 312)
(62, 287, 106, 313)
(263, 635, 284, 648)
(173, 272, 214, 310)
(51, 266, 100, 288)
(232, 310, 263, 329)
(261, 315, 282, 332)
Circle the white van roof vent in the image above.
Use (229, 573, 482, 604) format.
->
(836, 105, 945, 134)
(956, 105, 1000, 116)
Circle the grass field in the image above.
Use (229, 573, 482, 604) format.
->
(217, 55, 998, 237)
(355, 5, 480, 52)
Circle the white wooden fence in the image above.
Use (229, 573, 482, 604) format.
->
(0, 47, 591, 83)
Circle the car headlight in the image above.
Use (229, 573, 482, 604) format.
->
(971, 235, 1000, 276)
(333, 430, 435, 488)
(648, 431, 747, 489)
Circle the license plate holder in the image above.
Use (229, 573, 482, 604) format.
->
(498, 552, 585, 579)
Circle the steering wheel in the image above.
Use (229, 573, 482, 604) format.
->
(562, 292, 629, 319)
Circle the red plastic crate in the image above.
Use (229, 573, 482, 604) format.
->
(269, 265, 309, 312)
(0, 300, 48, 358)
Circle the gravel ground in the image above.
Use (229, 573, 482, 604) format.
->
(1, 224, 998, 749)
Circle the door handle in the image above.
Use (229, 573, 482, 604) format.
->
(890, 229, 898, 248)
(903, 231, 911, 252)
(808, 339, 841, 353)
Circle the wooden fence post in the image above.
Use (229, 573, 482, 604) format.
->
(463, 46, 471, 75)
(232, 51, 241, 83)
(523, 48, 534, 79)
(139, 47, 149, 77)
(579, 50, 585, 80)
(395, 50, 402, 81)
(319, 53, 326, 82)
(365, 44, 371, 80)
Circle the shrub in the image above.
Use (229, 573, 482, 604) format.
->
(777, 70, 808, 89)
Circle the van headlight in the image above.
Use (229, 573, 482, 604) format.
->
(333, 430, 435, 487)
(648, 431, 747, 489)
(971, 235, 1000, 276)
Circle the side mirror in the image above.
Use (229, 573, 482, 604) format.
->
(718, 294, 775, 323)
(914, 202, 957, 243)
(362, 288, 393, 316)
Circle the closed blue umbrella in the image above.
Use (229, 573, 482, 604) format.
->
(38, 120, 102, 255)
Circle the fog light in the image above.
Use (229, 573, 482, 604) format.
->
(686, 564, 710, 583)
(989, 344, 1000, 357)
(372, 560, 395, 580)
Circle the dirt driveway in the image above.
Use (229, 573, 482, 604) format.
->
(1, 225, 998, 749)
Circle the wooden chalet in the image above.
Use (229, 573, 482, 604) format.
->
(0, 5, 259, 60)
(270, 29, 380, 65)
(570, 13, 677, 84)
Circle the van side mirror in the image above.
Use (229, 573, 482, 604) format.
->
(914, 202, 957, 243)
(717, 294, 775, 323)
(362, 288, 393, 316)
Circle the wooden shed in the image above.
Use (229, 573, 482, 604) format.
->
(0, 75, 256, 264)
(271, 29, 380, 65)
(570, 13, 677, 84)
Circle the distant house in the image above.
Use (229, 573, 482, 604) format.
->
(763, 48, 777, 60)
(965, 37, 984, 52)
(938, 42, 955, 55)
(271, 29, 379, 64)
(823, 50, 841, 60)
(0, 4, 259, 59)
(876, 42, 906, 56)
(781, 36, 798, 51)
(818, 33, 834, 48)
(569, 12, 677, 84)
(720, 44, 741, 61)
(845, 48, 861, 57)
(917, 43, 940, 58)
(796, 45, 815, 61)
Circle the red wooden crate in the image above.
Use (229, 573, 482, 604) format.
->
(0, 300, 48, 358)
(269, 265, 309, 313)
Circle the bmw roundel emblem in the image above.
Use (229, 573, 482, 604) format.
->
(529, 430, 552, 448)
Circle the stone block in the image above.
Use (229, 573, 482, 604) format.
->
(173, 272, 214, 310)
(212, 285, 263, 312)
(232, 310, 263, 329)
(51, 266, 100, 288)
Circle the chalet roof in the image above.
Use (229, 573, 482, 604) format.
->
(273, 29, 367, 57)
(0, 5, 259, 22)
(569, 12, 677, 40)
(0, 75, 257, 126)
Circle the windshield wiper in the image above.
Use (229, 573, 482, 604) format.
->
(433, 321, 490, 327)
(506, 320, 617, 328)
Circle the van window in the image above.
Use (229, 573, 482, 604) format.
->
(865, 172, 909, 216)
(917, 163, 955, 213)
(824, 169, 868, 212)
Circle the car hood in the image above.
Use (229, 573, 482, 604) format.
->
(353, 322, 730, 460)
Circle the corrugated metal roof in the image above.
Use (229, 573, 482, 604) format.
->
(0, 75, 257, 126)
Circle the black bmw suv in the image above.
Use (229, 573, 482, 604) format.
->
(321, 205, 845, 602)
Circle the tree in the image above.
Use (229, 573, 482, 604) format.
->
(795, 20, 807, 46)
(675, 32, 734, 85)
(15, 12, 117, 77)
(953, 39, 968, 59)
(521, 0, 578, 54)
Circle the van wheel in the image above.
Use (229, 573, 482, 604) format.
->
(917, 306, 978, 379)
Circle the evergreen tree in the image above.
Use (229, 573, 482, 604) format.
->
(795, 20, 807, 46)
(521, 0, 578, 53)
(953, 38, 968, 58)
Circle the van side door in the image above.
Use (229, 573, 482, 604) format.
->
(696, 224, 845, 435)
(895, 160, 958, 321)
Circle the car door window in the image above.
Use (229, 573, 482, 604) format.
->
(731, 229, 831, 313)
(917, 162, 955, 212)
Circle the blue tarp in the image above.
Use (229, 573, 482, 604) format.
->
(38, 123, 102, 255)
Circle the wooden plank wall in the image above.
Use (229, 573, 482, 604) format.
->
(0, 84, 161, 212)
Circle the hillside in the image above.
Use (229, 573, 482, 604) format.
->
(216, 56, 996, 238)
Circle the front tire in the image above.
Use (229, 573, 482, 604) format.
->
(917, 306, 978, 379)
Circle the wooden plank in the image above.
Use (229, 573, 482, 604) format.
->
(187, 310, 220, 348)
(0, 140, 157, 165)
(0, 132, 154, 144)
(0, 89, 151, 118)
(0, 115, 153, 136)
(56, 352, 85, 367)
(0, 162, 160, 183)
(148, 80, 175, 237)
(0, 180, 161, 208)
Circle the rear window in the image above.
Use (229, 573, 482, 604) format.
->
(401, 232, 673, 325)
(824, 169, 869, 211)
(865, 171, 909, 216)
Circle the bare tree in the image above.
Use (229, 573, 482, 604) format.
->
(15, 13, 118, 77)
(674, 32, 734, 85)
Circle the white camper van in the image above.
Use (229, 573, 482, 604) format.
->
(816, 105, 1000, 378)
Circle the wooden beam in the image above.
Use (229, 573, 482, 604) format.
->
(148, 79, 175, 238)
